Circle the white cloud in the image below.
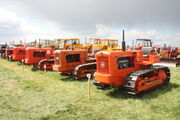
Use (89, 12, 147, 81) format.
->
(95, 24, 180, 46)
(0, 7, 20, 26)
(0, 7, 65, 43)
(0, 6, 179, 46)
(96, 24, 111, 37)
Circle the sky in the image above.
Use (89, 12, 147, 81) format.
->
(0, 0, 180, 46)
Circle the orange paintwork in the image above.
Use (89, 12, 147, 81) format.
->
(12, 47, 26, 61)
(53, 50, 88, 72)
(135, 69, 166, 93)
(95, 50, 160, 87)
(25, 47, 54, 65)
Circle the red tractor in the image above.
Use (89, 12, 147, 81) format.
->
(2, 42, 23, 60)
(10, 47, 26, 62)
(10, 41, 36, 62)
(25, 47, 54, 70)
(160, 47, 180, 60)
(93, 31, 170, 95)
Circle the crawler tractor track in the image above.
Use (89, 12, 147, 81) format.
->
(123, 65, 170, 95)
(73, 62, 96, 80)
(38, 59, 54, 70)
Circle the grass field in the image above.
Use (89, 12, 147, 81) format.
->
(0, 58, 179, 120)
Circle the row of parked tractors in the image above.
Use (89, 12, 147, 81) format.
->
(0, 31, 179, 95)
(0, 38, 120, 79)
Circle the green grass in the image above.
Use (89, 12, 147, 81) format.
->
(0, 58, 179, 120)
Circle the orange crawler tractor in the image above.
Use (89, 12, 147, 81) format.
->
(11, 47, 26, 61)
(53, 50, 96, 79)
(93, 31, 170, 95)
(25, 47, 54, 70)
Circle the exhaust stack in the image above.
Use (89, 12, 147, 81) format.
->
(38, 38, 41, 48)
(122, 30, 126, 51)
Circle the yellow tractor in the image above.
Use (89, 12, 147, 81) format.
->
(53, 39, 65, 49)
(84, 38, 120, 52)
(84, 38, 102, 52)
(40, 38, 83, 50)
(100, 39, 120, 50)
(40, 39, 55, 48)
(64, 38, 83, 49)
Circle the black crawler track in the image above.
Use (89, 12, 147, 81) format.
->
(38, 59, 54, 69)
(73, 62, 96, 79)
(123, 65, 170, 95)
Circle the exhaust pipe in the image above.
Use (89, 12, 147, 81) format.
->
(122, 30, 126, 51)
(39, 38, 41, 48)
(64, 39, 67, 50)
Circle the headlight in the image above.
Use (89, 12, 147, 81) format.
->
(100, 62, 105, 68)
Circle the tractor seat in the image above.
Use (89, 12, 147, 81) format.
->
(142, 47, 153, 58)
